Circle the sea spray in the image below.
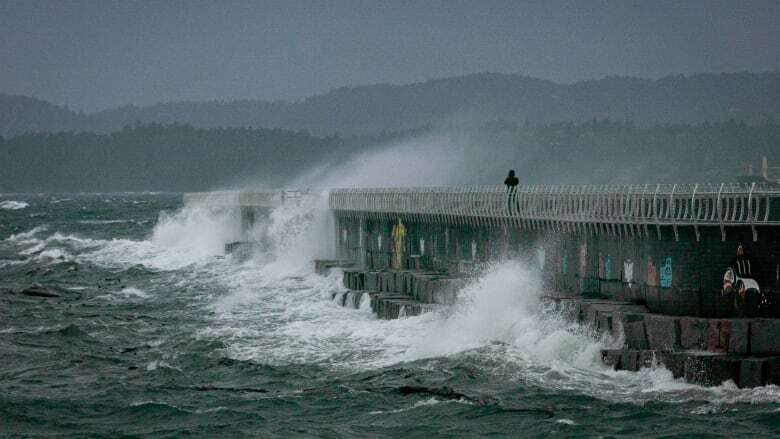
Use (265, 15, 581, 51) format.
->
(4, 193, 779, 438)
(0, 200, 29, 210)
(150, 204, 242, 260)
(245, 190, 334, 277)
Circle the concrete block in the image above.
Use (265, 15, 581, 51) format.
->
(623, 320, 649, 350)
(400, 272, 408, 293)
(767, 357, 780, 385)
(421, 279, 434, 303)
(683, 355, 739, 386)
(739, 358, 767, 388)
(597, 314, 613, 335)
(657, 352, 686, 378)
(394, 272, 403, 293)
(413, 278, 424, 301)
(601, 350, 622, 370)
(710, 356, 742, 386)
(620, 350, 639, 372)
(727, 320, 750, 354)
(750, 319, 780, 355)
(679, 317, 708, 350)
(645, 315, 680, 351)
(583, 303, 599, 327)
(413, 278, 425, 301)
(365, 272, 378, 291)
(707, 319, 749, 354)
(637, 350, 657, 369)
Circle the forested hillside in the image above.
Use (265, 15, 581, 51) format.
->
(2, 120, 777, 192)
(2, 72, 779, 137)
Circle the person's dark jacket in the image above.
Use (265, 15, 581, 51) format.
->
(504, 170, 519, 192)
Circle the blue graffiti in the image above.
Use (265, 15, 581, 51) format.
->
(660, 257, 673, 288)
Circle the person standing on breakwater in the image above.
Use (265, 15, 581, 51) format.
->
(504, 169, 519, 214)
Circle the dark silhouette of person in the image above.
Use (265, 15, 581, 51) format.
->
(504, 170, 519, 214)
(504, 170, 519, 192)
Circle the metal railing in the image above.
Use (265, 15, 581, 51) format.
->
(330, 183, 780, 240)
(183, 190, 311, 208)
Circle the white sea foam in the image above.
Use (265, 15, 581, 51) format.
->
(7, 193, 778, 408)
(202, 246, 780, 407)
(118, 287, 151, 299)
(0, 200, 29, 210)
(5, 226, 48, 243)
(78, 219, 134, 225)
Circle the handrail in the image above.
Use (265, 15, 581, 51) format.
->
(329, 183, 780, 228)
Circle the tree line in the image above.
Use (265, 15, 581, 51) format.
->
(1, 120, 778, 192)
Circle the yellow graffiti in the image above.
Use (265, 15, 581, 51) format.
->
(391, 219, 406, 269)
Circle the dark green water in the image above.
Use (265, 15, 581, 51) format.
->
(1, 194, 778, 438)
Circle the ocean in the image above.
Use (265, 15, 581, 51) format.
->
(1, 193, 778, 437)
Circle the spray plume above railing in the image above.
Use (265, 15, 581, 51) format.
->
(183, 190, 311, 207)
(329, 183, 780, 240)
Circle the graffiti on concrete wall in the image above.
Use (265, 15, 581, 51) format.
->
(660, 257, 673, 288)
(647, 256, 658, 287)
(623, 259, 634, 287)
(391, 219, 406, 269)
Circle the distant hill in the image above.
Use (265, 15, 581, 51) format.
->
(2, 72, 779, 137)
(0, 94, 87, 136)
(2, 120, 778, 192)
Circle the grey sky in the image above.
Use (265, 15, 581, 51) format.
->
(1, 0, 778, 111)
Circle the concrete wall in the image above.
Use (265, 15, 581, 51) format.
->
(335, 217, 780, 318)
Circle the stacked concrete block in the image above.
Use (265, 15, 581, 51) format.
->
(657, 352, 687, 379)
(622, 313, 649, 350)
(683, 355, 740, 386)
(767, 357, 780, 385)
(750, 319, 780, 355)
(707, 319, 749, 354)
(739, 358, 767, 388)
(364, 271, 379, 291)
(600, 348, 778, 388)
(644, 315, 680, 351)
(679, 317, 709, 350)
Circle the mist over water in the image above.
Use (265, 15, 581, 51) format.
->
(290, 130, 527, 189)
(1, 193, 779, 436)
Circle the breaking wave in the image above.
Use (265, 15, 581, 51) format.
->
(4, 194, 779, 411)
(0, 200, 29, 210)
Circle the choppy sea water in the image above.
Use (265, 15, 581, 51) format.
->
(1, 193, 778, 438)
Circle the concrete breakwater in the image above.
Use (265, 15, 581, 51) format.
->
(325, 266, 469, 319)
(323, 264, 780, 388)
(183, 185, 780, 388)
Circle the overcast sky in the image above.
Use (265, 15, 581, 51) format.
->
(1, 0, 778, 112)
